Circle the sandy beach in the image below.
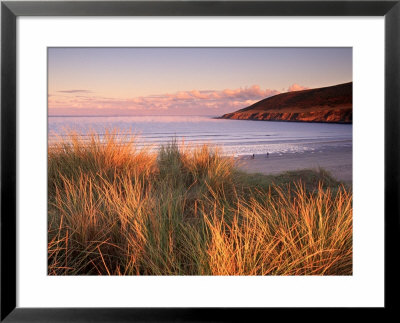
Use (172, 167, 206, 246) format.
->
(236, 146, 352, 183)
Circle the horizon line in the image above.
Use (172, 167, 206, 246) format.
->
(48, 114, 219, 118)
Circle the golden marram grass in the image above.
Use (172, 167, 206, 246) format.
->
(48, 131, 352, 275)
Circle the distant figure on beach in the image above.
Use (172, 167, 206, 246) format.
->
(267, 152, 269, 158)
(252, 154, 255, 159)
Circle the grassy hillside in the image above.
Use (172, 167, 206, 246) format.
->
(221, 82, 352, 123)
(48, 131, 353, 275)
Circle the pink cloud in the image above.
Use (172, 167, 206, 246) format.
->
(48, 85, 281, 115)
(190, 90, 209, 99)
(287, 84, 309, 92)
(172, 91, 193, 100)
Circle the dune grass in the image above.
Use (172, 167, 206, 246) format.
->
(48, 131, 352, 275)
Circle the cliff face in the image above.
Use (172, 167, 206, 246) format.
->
(220, 82, 352, 124)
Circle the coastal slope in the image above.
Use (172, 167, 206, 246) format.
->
(220, 82, 352, 123)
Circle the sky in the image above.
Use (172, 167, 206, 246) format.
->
(48, 47, 352, 116)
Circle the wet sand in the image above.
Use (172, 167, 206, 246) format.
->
(236, 146, 352, 183)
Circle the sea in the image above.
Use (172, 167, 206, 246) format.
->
(48, 115, 352, 157)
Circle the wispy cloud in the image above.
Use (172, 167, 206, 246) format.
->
(57, 89, 94, 94)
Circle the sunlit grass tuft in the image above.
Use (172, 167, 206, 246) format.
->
(48, 131, 352, 275)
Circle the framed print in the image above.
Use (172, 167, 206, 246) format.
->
(1, 0, 399, 321)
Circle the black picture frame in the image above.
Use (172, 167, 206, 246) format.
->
(1, 0, 399, 321)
